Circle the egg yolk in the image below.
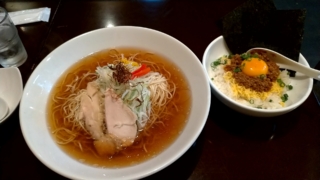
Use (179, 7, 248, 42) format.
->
(241, 58, 268, 77)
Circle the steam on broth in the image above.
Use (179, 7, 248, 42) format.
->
(47, 48, 191, 168)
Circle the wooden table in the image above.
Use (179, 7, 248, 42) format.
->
(1, 0, 319, 179)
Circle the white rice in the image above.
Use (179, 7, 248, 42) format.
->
(209, 58, 292, 109)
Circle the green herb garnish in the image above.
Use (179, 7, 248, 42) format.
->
(277, 79, 286, 87)
(259, 74, 266, 80)
(249, 99, 254, 104)
(212, 60, 221, 66)
(240, 53, 259, 60)
(286, 85, 293, 90)
(240, 53, 251, 60)
(234, 67, 241, 73)
(281, 93, 289, 102)
(269, 99, 273, 102)
(211, 58, 227, 67)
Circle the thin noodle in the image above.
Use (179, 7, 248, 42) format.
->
(50, 49, 184, 160)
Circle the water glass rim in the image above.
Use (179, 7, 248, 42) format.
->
(0, 7, 8, 24)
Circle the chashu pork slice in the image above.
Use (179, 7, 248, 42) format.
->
(79, 82, 116, 155)
(104, 88, 138, 147)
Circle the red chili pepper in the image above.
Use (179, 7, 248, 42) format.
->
(131, 67, 151, 79)
(131, 64, 147, 74)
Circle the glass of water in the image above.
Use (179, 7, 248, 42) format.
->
(0, 7, 27, 67)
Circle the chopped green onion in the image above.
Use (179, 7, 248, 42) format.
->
(234, 67, 241, 73)
(259, 74, 266, 79)
(249, 99, 254, 104)
(240, 53, 259, 60)
(240, 53, 251, 60)
(211, 58, 227, 67)
(281, 93, 289, 102)
(286, 85, 293, 90)
(213, 60, 221, 66)
(277, 79, 286, 87)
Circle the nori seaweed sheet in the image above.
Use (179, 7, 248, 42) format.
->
(222, 0, 306, 70)
(222, 0, 276, 53)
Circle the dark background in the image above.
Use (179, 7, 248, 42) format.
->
(0, 0, 319, 180)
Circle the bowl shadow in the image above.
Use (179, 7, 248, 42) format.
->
(142, 131, 205, 179)
(208, 95, 300, 141)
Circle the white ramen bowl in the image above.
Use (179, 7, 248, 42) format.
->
(202, 36, 313, 117)
(19, 26, 211, 180)
(0, 67, 23, 123)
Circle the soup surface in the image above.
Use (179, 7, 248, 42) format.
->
(47, 48, 191, 168)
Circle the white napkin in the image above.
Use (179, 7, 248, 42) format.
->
(8, 7, 51, 25)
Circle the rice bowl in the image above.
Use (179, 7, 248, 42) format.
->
(202, 36, 313, 117)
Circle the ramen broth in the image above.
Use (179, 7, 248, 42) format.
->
(47, 48, 191, 168)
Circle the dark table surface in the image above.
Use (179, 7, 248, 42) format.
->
(1, 0, 320, 179)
